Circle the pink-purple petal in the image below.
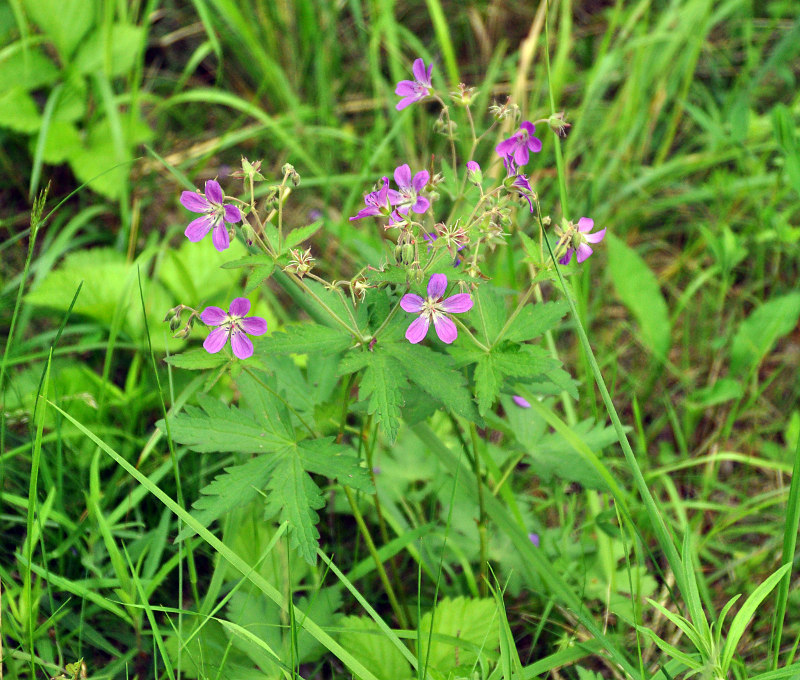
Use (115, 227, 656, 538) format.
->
(212, 222, 230, 251)
(395, 81, 416, 96)
(180, 191, 210, 213)
(396, 95, 416, 111)
(559, 249, 574, 265)
(425, 63, 433, 85)
(412, 58, 427, 83)
(495, 137, 516, 157)
(520, 121, 536, 136)
(577, 217, 594, 232)
(205, 179, 223, 204)
(411, 196, 430, 214)
(184, 215, 214, 242)
(230, 331, 254, 359)
(224, 204, 242, 223)
(412, 170, 429, 192)
(585, 227, 606, 244)
(229, 297, 251, 317)
(576, 243, 594, 263)
(528, 136, 543, 153)
(240, 316, 268, 335)
(400, 294, 425, 313)
(514, 145, 530, 167)
(433, 314, 457, 344)
(394, 164, 412, 189)
(427, 273, 448, 299)
(203, 327, 229, 354)
(405, 315, 430, 343)
(440, 293, 473, 314)
(512, 395, 532, 408)
(200, 306, 228, 325)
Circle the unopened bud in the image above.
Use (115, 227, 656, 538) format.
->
(548, 112, 572, 138)
(466, 161, 482, 185)
(400, 243, 415, 265)
(241, 223, 256, 246)
(281, 163, 295, 176)
(169, 315, 182, 331)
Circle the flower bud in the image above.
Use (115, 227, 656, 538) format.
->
(169, 315, 182, 331)
(548, 112, 572, 138)
(241, 223, 256, 246)
(466, 161, 482, 185)
(400, 243, 415, 265)
(281, 163, 295, 176)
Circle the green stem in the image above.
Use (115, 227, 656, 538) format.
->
(285, 272, 364, 341)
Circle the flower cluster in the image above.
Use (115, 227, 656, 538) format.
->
(350, 164, 430, 226)
(169, 56, 607, 363)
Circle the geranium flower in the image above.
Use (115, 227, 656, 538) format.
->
(495, 122, 542, 167)
(400, 273, 473, 344)
(394, 164, 430, 215)
(512, 395, 531, 408)
(559, 217, 606, 265)
(180, 180, 242, 252)
(201, 297, 267, 360)
(350, 177, 401, 221)
(395, 58, 433, 111)
(511, 174, 535, 213)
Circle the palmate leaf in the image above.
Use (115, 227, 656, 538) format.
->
(387, 342, 480, 423)
(161, 382, 371, 562)
(504, 300, 568, 342)
(257, 323, 353, 356)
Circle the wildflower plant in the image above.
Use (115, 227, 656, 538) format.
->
(161, 56, 607, 579)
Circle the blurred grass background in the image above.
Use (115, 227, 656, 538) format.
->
(1, 0, 800, 677)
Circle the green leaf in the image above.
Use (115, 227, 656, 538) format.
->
(729, 293, 800, 377)
(176, 456, 276, 541)
(504, 300, 568, 342)
(365, 265, 410, 286)
(297, 438, 373, 493)
(418, 597, 500, 673)
(264, 454, 325, 564)
(473, 284, 506, 344)
(257, 324, 353, 356)
(164, 349, 229, 371)
(0, 46, 59, 92)
(687, 378, 743, 410)
(221, 254, 275, 270)
(161, 393, 293, 454)
(73, 24, 145, 77)
(36, 120, 82, 164)
(337, 617, 413, 680)
(23, 0, 94, 59)
(340, 348, 405, 442)
(386, 342, 480, 423)
(606, 233, 671, 359)
(720, 563, 792, 673)
(474, 354, 501, 416)
(0, 87, 41, 133)
(284, 220, 323, 252)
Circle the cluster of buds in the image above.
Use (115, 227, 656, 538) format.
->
(450, 82, 476, 106)
(433, 111, 457, 137)
(489, 98, 520, 122)
(433, 220, 470, 258)
(394, 230, 417, 267)
(282, 163, 301, 187)
(285, 247, 315, 277)
(164, 304, 199, 339)
(231, 157, 266, 182)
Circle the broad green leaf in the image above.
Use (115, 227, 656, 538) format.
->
(474, 354, 501, 416)
(284, 220, 323, 251)
(504, 300, 568, 343)
(264, 455, 325, 564)
(687, 378, 743, 409)
(0, 46, 59, 92)
(339, 348, 405, 442)
(729, 293, 800, 377)
(365, 265, 410, 286)
(606, 233, 671, 359)
(387, 342, 480, 422)
(772, 104, 800, 198)
(52, 73, 87, 122)
(0, 87, 41, 133)
(337, 617, 413, 680)
(418, 597, 500, 673)
(473, 284, 506, 343)
(161, 393, 293, 454)
(73, 24, 145, 77)
(23, 0, 94, 59)
(158, 238, 248, 303)
(37, 120, 82, 164)
(176, 456, 276, 541)
(257, 323, 353, 356)
(164, 349, 229, 371)
(221, 254, 275, 270)
(297, 438, 373, 493)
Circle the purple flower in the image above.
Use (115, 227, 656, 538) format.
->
(394, 164, 430, 215)
(495, 122, 542, 167)
(512, 395, 531, 408)
(511, 174, 535, 213)
(180, 180, 242, 252)
(400, 274, 473, 344)
(350, 177, 402, 221)
(395, 58, 433, 111)
(528, 532, 540, 548)
(466, 161, 482, 184)
(559, 217, 607, 265)
(201, 297, 267, 360)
